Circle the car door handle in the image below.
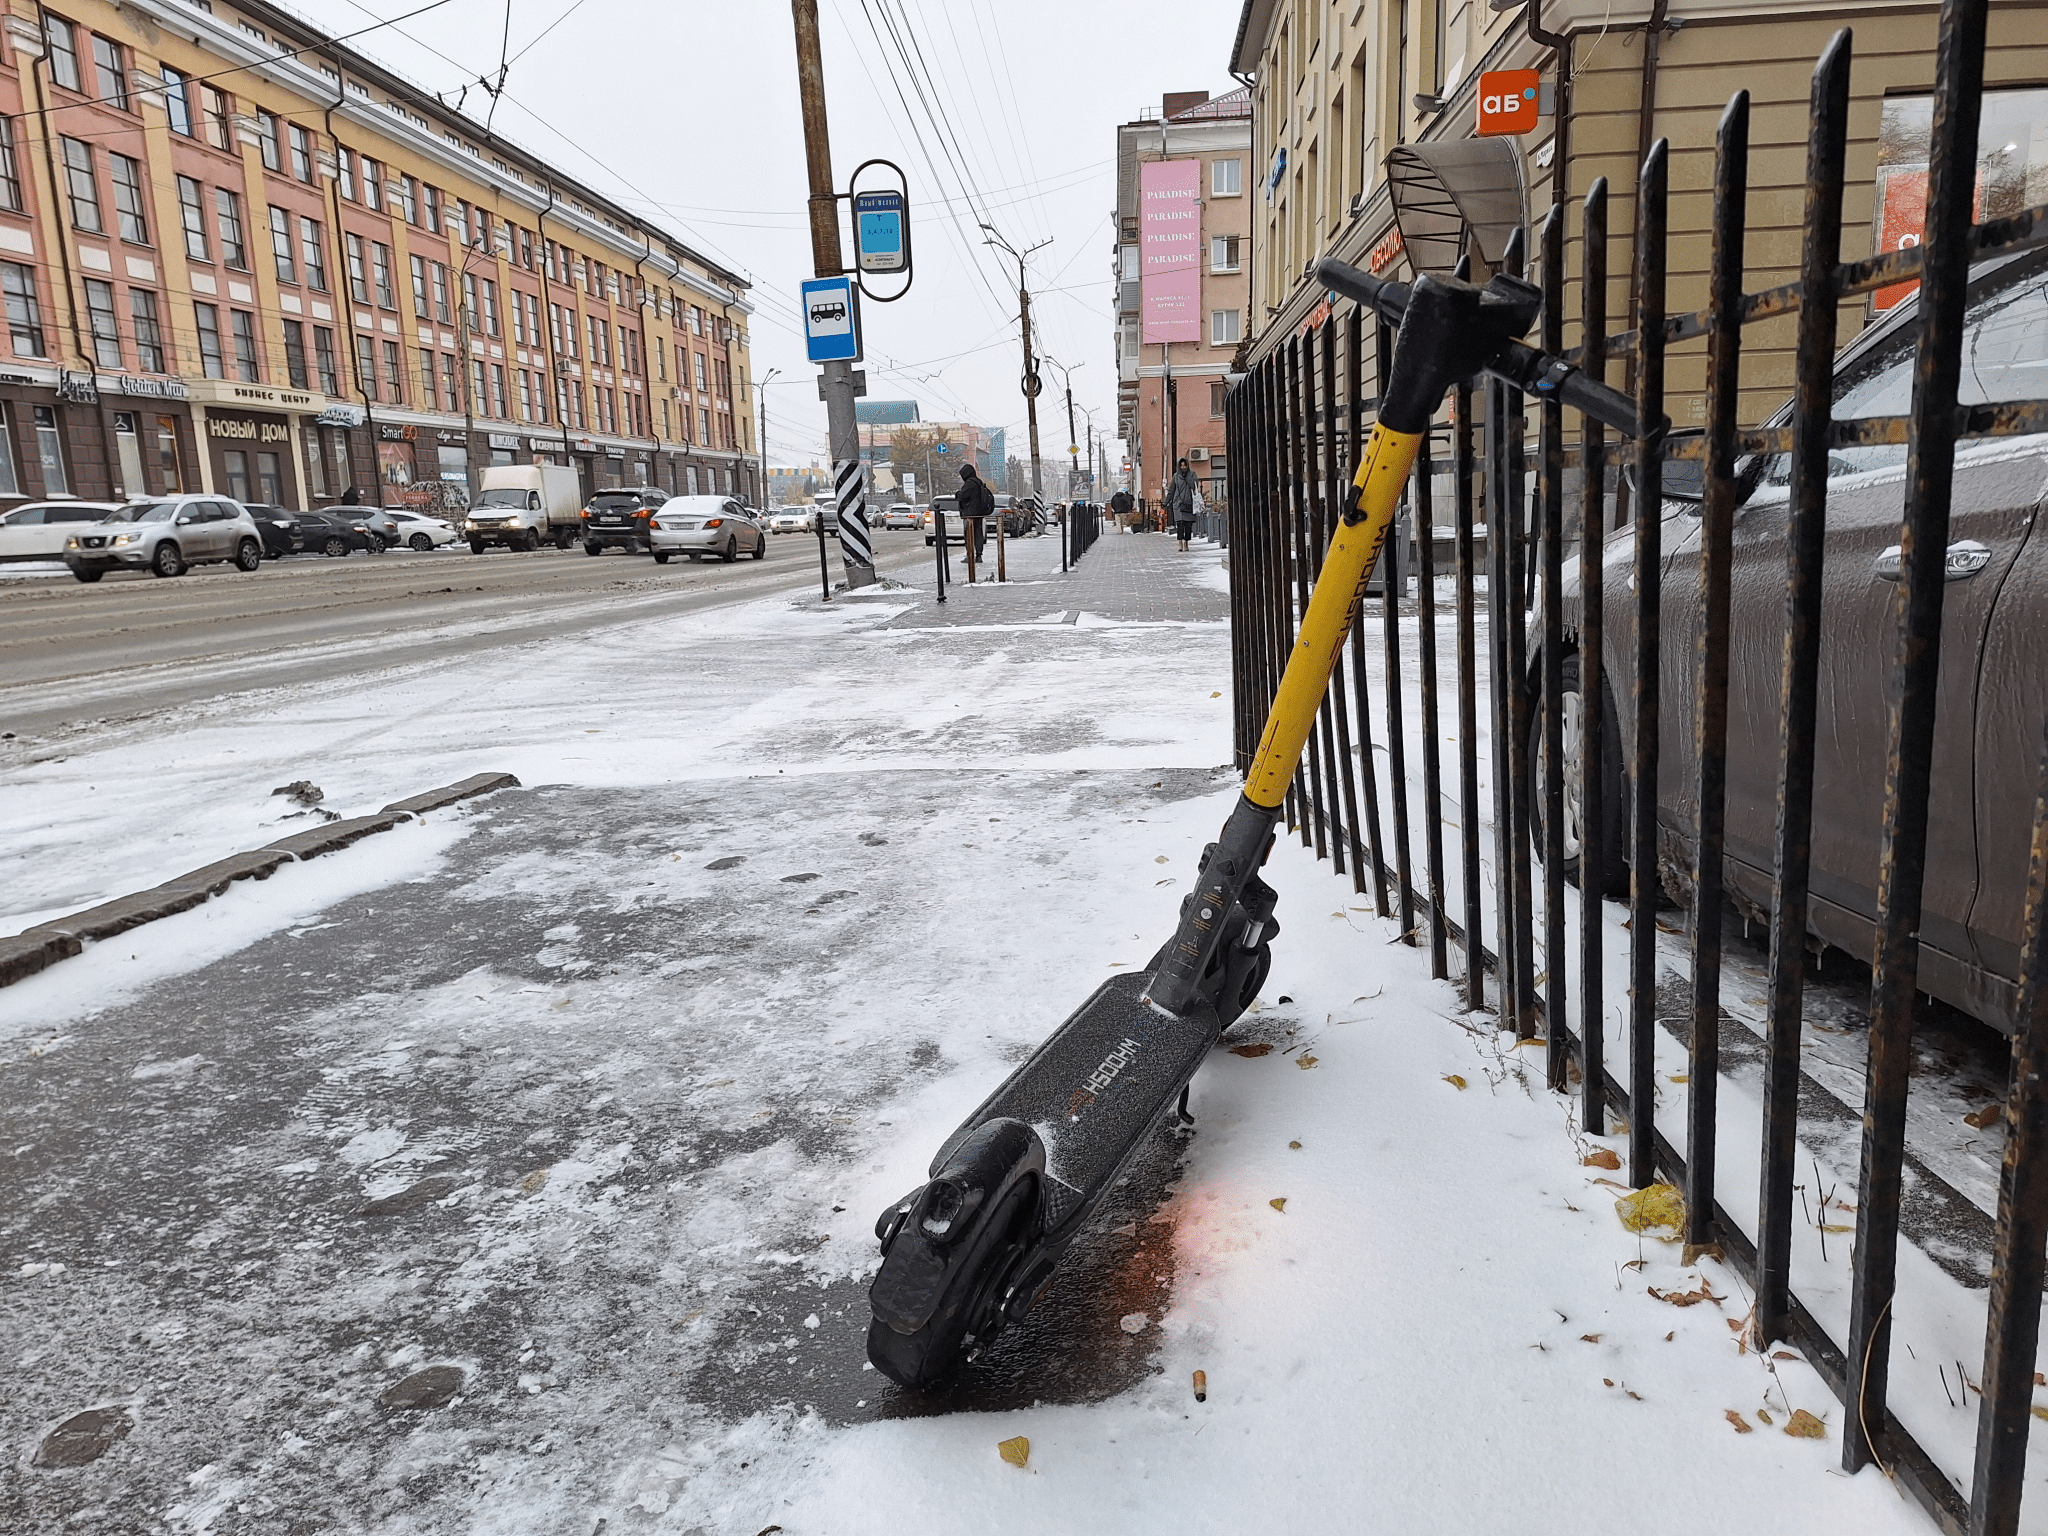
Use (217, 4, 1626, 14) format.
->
(1875, 539, 1994, 581)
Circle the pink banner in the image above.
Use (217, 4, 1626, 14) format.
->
(1140, 158, 1202, 344)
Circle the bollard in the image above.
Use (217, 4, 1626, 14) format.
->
(934, 511, 948, 603)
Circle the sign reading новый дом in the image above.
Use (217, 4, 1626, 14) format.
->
(1140, 159, 1201, 345)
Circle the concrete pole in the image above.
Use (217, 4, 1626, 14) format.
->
(790, 0, 873, 589)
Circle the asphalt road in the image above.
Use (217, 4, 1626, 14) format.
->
(0, 531, 931, 739)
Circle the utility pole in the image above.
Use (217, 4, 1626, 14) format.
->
(755, 367, 779, 510)
(790, 0, 874, 589)
(981, 224, 1052, 508)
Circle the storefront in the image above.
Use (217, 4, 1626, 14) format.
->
(187, 380, 326, 509)
(304, 404, 365, 504)
(101, 375, 197, 501)
(376, 423, 420, 505)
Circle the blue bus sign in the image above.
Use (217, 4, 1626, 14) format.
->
(854, 190, 908, 275)
(801, 276, 860, 363)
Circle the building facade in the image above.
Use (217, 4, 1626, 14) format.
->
(1115, 89, 1252, 511)
(0, 0, 756, 515)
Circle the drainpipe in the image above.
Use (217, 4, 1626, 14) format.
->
(534, 183, 573, 466)
(321, 57, 379, 499)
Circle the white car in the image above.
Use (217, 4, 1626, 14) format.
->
(649, 496, 767, 563)
(0, 500, 122, 564)
(382, 509, 460, 551)
(64, 494, 266, 581)
(879, 502, 920, 529)
(768, 506, 815, 535)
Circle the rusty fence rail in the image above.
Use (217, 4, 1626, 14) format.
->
(1223, 2, 2048, 1529)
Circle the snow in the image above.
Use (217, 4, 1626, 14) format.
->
(0, 534, 1938, 1532)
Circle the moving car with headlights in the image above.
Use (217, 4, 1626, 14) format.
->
(769, 505, 815, 535)
(64, 495, 265, 582)
(879, 502, 920, 529)
(294, 510, 384, 557)
(649, 496, 767, 563)
(382, 508, 459, 550)
(0, 500, 120, 564)
(465, 463, 583, 551)
(581, 488, 668, 555)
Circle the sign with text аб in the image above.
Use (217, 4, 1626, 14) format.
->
(1140, 158, 1201, 344)
(854, 190, 908, 274)
(1477, 69, 1541, 137)
(801, 276, 861, 364)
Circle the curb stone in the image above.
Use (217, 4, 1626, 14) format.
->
(0, 772, 520, 991)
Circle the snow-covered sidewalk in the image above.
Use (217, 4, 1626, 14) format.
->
(0, 532, 1926, 1534)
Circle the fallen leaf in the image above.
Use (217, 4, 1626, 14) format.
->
(1668, 1072, 1691, 1084)
(1727, 1319, 1746, 1333)
(1964, 1102, 2004, 1129)
(1819, 1223, 1856, 1234)
(1649, 1284, 1723, 1308)
(1229, 1042, 1274, 1058)
(1603, 1378, 1614, 1387)
(1772, 1351, 1799, 1361)
(1154, 855, 1169, 864)
(998, 1436, 1030, 1468)
(2036, 1372, 2046, 1387)
(1288, 1140, 1302, 1149)
(2032, 1406, 2048, 1423)
(1591, 1177, 1630, 1190)
(1210, 691, 1222, 698)
(1580, 1334, 1602, 1344)
(1269, 1198, 1287, 1213)
(518, 1169, 549, 1194)
(1757, 1408, 1773, 1425)
(1443, 1074, 1467, 1090)
(1784, 1409, 1826, 1439)
(1582, 1148, 1621, 1170)
(1296, 1055, 1319, 1070)
(1725, 1409, 1753, 1434)
(1614, 1183, 1686, 1239)
(1664, 1331, 1675, 1341)
(1626, 1390, 1643, 1401)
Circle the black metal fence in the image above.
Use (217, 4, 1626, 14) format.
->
(1224, 0, 2048, 1528)
(1068, 502, 1102, 561)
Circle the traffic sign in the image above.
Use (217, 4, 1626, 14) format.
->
(855, 190, 908, 274)
(801, 276, 861, 363)
(935, 442, 949, 454)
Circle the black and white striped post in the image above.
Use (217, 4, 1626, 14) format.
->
(835, 456, 876, 583)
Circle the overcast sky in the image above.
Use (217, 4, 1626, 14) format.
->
(283, 0, 1249, 469)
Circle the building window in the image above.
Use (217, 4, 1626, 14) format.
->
(469, 358, 487, 415)
(354, 333, 377, 399)
(439, 352, 458, 412)
(1211, 381, 1230, 417)
(215, 189, 246, 269)
(410, 255, 429, 319)
(0, 119, 19, 214)
(1210, 308, 1243, 346)
(230, 308, 259, 381)
(699, 407, 710, 442)
(177, 177, 208, 260)
(361, 156, 381, 212)
(200, 85, 230, 152)
(299, 217, 327, 291)
(268, 206, 295, 284)
(337, 148, 354, 201)
(313, 326, 339, 394)
(395, 175, 416, 225)
(257, 112, 281, 172)
(155, 414, 182, 491)
(2, 263, 43, 356)
(382, 339, 404, 401)
(83, 278, 120, 367)
(289, 124, 314, 182)
(1210, 235, 1241, 273)
(282, 318, 309, 389)
(490, 362, 507, 418)
(221, 447, 249, 501)
(416, 346, 435, 403)
(33, 406, 66, 493)
(371, 242, 395, 308)
(461, 272, 478, 331)
(59, 138, 101, 232)
(45, 15, 81, 91)
(431, 262, 451, 324)
(110, 155, 147, 243)
(92, 35, 126, 109)
(193, 302, 224, 377)
(480, 279, 499, 338)
(131, 289, 164, 371)
(422, 183, 440, 236)
(1212, 158, 1242, 197)
(161, 68, 192, 135)
(345, 234, 368, 303)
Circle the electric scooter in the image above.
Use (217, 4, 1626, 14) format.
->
(866, 257, 1655, 1389)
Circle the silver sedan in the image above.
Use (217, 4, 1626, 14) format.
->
(649, 497, 767, 563)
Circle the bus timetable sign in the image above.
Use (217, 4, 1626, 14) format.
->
(854, 190, 908, 274)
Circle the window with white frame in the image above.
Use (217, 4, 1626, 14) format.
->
(1210, 235, 1240, 273)
(1210, 308, 1243, 346)
(1211, 158, 1242, 196)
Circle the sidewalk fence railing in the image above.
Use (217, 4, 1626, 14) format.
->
(1224, 1, 2048, 1528)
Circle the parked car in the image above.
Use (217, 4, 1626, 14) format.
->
(294, 510, 385, 557)
(923, 495, 964, 546)
(769, 506, 816, 535)
(350, 506, 404, 549)
(64, 495, 265, 581)
(382, 509, 460, 551)
(0, 500, 121, 564)
(240, 504, 304, 558)
(879, 502, 920, 529)
(582, 488, 668, 555)
(649, 496, 767, 563)
(1544, 244, 2048, 1036)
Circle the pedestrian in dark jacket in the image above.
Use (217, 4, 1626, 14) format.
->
(339, 485, 362, 506)
(957, 462, 995, 566)
(1110, 486, 1134, 533)
(1167, 460, 1198, 550)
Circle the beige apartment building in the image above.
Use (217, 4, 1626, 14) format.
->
(1231, 0, 2048, 415)
(0, 0, 757, 512)
(1116, 88, 1253, 509)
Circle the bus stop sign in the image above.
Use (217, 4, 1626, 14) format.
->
(802, 276, 861, 363)
(855, 190, 908, 274)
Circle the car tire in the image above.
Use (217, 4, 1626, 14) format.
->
(468, 540, 488, 554)
(151, 542, 184, 578)
(324, 535, 349, 557)
(1530, 650, 1630, 899)
(555, 532, 575, 552)
(584, 541, 603, 556)
(234, 537, 262, 572)
(751, 536, 765, 560)
(71, 567, 102, 583)
(365, 536, 385, 555)
(722, 539, 738, 563)
(653, 551, 671, 564)
(410, 533, 433, 552)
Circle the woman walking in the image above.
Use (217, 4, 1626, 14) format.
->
(1167, 458, 1198, 551)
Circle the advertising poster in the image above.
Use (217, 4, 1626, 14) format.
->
(1141, 159, 1202, 344)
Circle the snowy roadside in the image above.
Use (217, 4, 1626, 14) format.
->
(1, 535, 1928, 1534)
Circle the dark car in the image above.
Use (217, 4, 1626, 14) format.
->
(1548, 245, 2048, 1036)
(241, 504, 303, 558)
(581, 487, 668, 555)
(295, 510, 384, 557)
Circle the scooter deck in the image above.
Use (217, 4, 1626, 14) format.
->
(932, 972, 1219, 1240)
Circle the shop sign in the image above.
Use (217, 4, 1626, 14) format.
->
(379, 423, 418, 441)
(315, 404, 364, 427)
(1477, 69, 1541, 137)
(487, 433, 520, 449)
(435, 429, 467, 445)
(1366, 227, 1406, 275)
(57, 370, 98, 404)
(0, 372, 32, 385)
(207, 414, 291, 444)
(110, 374, 190, 400)
(571, 435, 597, 453)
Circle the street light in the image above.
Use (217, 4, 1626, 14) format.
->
(754, 367, 781, 509)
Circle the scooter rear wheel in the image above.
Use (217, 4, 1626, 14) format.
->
(867, 1179, 1035, 1389)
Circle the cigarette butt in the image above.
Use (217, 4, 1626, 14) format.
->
(1192, 1370, 1208, 1402)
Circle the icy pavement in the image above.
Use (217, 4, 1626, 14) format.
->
(2, 531, 1925, 1533)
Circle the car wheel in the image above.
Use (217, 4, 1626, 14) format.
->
(234, 537, 262, 572)
(722, 538, 738, 563)
(524, 530, 543, 553)
(468, 539, 488, 554)
(1530, 650, 1630, 898)
(324, 536, 349, 557)
(653, 551, 671, 564)
(410, 533, 433, 552)
(365, 536, 385, 555)
(751, 535, 766, 560)
(584, 541, 603, 556)
(151, 541, 184, 578)
(71, 567, 102, 583)
(555, 532, 575, 552)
